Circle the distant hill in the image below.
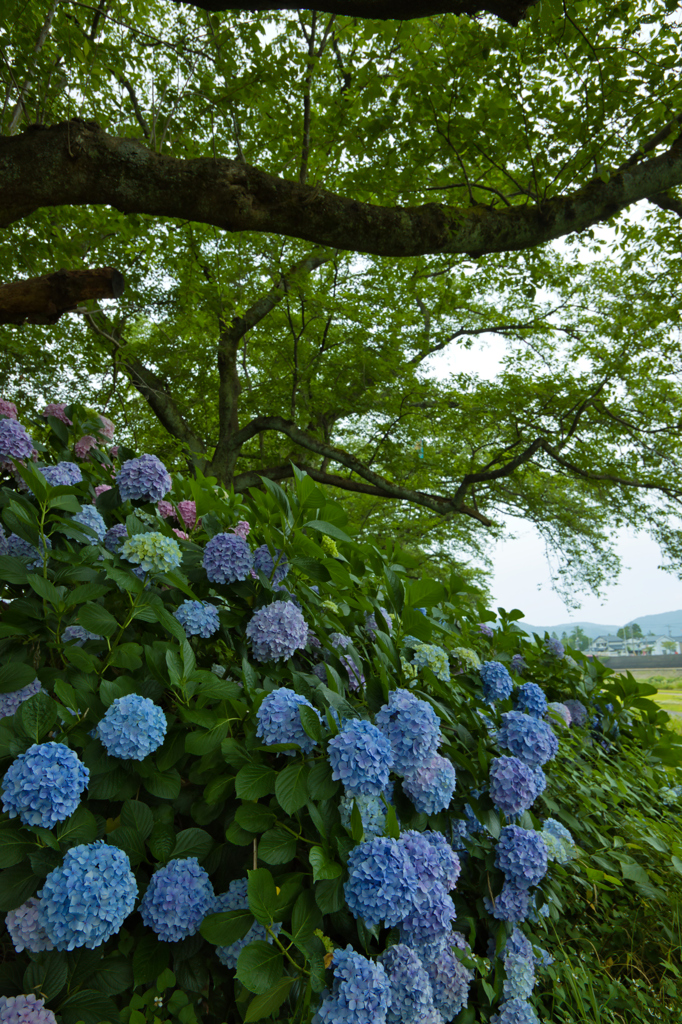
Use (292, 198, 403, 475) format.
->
(519, 609, 682, 639)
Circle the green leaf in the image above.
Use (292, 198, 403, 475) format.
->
(56, 805, 98, 845)
(172, 827, 213, 861)
(78, 602, 119, 637)
(290, 555, 331, 582)
(350, 799, 364, 842)
(299, 704, 323, 743)
(0, 863, 39, 911)
(257, 827, 298, 865)
(23, 952, 68, 1001)
(621, 861, 651, 885)
(307, 760, 340, 800)
(19, 691, 58, 741)
(47, 493, 82, 513)
(290, 890, 321, 947)
(0, 660, 37, 695)
(247, 867, 278, 926)
(201, 908, 254, 946)
(384, 568, 405, 615)
(90, 955, 134, 996)
(314, 876, 345, 914)
(120, 799, 154, 840)
(107, 826, 146, 865)
(385, 804, 400, 840)
(26, 573, 64, 605)
(0, 555, 30, 584)
(236, 764, 277, 800)
(260, 477, 291, 516)
(0, 829, 34, 868)
(309, 846, 342, 882)
(236, 804, 277, 834)
(56, 989, 119, 1024)
(275, 761, 310, 815)
(109, 642, 143, 669)
(133, 932, 171, 987)
(147, 822, 176, 862)
(142, 768, 181, 800)
(243, 977, 296, 1023)
(237, 940, 284, 995)
(305, 520, 352, 543)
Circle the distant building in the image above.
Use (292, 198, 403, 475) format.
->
(586, 634, 682, 656)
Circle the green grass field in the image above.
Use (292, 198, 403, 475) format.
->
(616, 669, 682, 732)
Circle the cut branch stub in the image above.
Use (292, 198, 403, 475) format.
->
(0, 267, 125, 325)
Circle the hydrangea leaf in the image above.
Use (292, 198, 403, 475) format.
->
(172, 827, 214, 861)
(0, 863, 39, 912)
(0, 555, 30, 585)
(257, 827, 298, 865)
(0, 660, 36, 694)
(0, 828, 34, 868)
(290, 890, 321, 948)
(142, 768, 182, 801)
(236, 939, 285, 995)
(23, 951, 68, 1002)
(243, 976, 296, 1023)
(298, 704, 323, 743)
(235, 764, 277, 800)
(235, 805, 277, 834)
(132, 932, 173, 988)
(308, 846, 343, 883)
(77, 602, 119, 638)
(275, 761, 310, 815)
(247, 868, 278, 926)
(56, 805, 98, 845)
(18, 691, 58, 742)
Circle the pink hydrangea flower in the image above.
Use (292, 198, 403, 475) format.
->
(92, 484, 112, 503)
(109, 446, 119, 460)
(0, 399, 18, 419)
(157, 500, 175, 518)
(75, 435, 98, 459)
(177, 500, 197, 530)
(42, 403, 72, 426)
(232, 520, 250, 538)
(95, 414, 115, 440)
(173, 529, 189, 540)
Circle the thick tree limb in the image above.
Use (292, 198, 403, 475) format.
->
(2, 121, 682, 257)
(0, 267, 124, 325)
(175, 0, 534, 23)
(649, 191, 682, 218)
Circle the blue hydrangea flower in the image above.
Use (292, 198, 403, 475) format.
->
(375, 689, 442, 775)
(315, 946, 391, 1024)
(365, 608, 392, 639)
(174, 600, 220, 638)
(398, 884, 457, 946)
(411, 643, 451, 683)
(484, 882, 531, 923)
(61, 624, 103, 646)
(451, 804, 482, 851)
(140, 857, 214, 942)
(0, 994, 57, 1024)
(327, 632, 365, 691)
(256, 687, 321, 755)
(339, 792, 389, 839)
(489, 756, 539, 818)
(345, 837, 419, 928)
(546, 702, 572, 728)
(379, 944, 437, 1024)
(0, 523, 6, 556)
(212, 879, 281, 968)
(403, 754, 456, 815)
(478, 623, 494, 637)
(5, 898, 54, 953)
(117, 453, 171, 502)
(38, 841, 137, 950)
(96, 694, 167, 760)
(203, 532, 253, 584)
(540, 819, 576, 864)
(503, 952, 535, 1000)
(253, 544, 289, 584)
(0, 677, 41, 719)
(497, 711, 559, 767)
(246, 601, 309, 662)
(532, 766, 547, 796)
(418, 831, 462, 889)
(0, 419, 33, 461)
(426, 945, 474, 1020)
(328, 719, 393, 795)
(543, 636, 564, 659)
(1, 742, 89, 827)
(103, 522, 127, 552)
(490, 998, 541, 1024)
(480, 661, 513, 703)
(40, 462, 82, 487)
(121, 532, 181, 574)
(7, 533, 51, 568)
(495, 825, 548, 889)
(510, 654, 527, 674)
(564, 699, 587, 727)
(72, 505, 106, 543)
(516, 683, 547, 719)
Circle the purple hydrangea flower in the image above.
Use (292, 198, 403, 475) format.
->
(213, 879, 281, 968)
(74, 435, 97, 459)
(256, 687, 321, 755)
(480, 661, 513, 703)
(0, 419, 33, 461)
(375, 689, 442, 775)
(315, 946, 391, 1024)
(40, 462, 82, 487)
(203, 532, 253, 584)
(62, 624, 103, 646)
(503, 952, 535, 1000)
(398, 884, 457, 946)
(177, 500, 197, 530)
(328, 718, 393, 795)
(328, 632, 365, 691)
(491, 998, 541, 1024)
(0, 523, 6, 556)
(489, 756, 540, 818)
(478, 623, 494, 637)
(103, 522, 127, 552)
(426, 945, 474, 1020)
(0, 399, 18, 419)
(484, 882, 531, 923)
(7, 533, 51, 567)
(0, 678, 41, 719)
(38, 841, 137, 950)
(1, 742, 89, 827)
(96, 694, 167, 760)
(121, 532, 181, 574)
(546, 702, 572, 727)
(495, 825, 548, 889)
(5, 897, 54, 953)
(0, 995, 58, 1024)
(117, 453, 171, 502)
(140, 857, 214, 942)
(42, 402, 71, 425)
(339, 791, 390, 839)
(516, 683, 547, 719)
(510, 654, 527, 674)
(174, 600, 220, 638)
(73, 505, 107, 543)
(402, 754, 456, 815)
(451, 804, 483, 850)
(246, 601, 308, 662)
(253, 544, 289, 584)
(497, 711, 559, 767)
(379, 944, 437, 1024)
(564, 699, 587, 727)
(544, 636, 564, 659)
(365, 608, 392, 639)
(345, 837, 419, 928)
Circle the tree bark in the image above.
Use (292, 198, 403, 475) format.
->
(175, 0, 534, 25)
(1, 121, 681, 258)
(0, 267, 124, 325)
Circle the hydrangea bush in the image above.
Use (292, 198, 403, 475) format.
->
(0, 403, 681, 1024)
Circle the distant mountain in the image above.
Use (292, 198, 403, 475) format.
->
(519, 609, 682, 639)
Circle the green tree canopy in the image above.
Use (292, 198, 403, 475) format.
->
(1, 0, 682, 597)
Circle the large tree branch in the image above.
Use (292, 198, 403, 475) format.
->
(0, 267, 124, 324)
(2, 121, 682, 257)
(175, 0, 534, 24)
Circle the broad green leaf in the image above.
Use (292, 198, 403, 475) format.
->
(56, 805, 98, 845)
(172, 827, 213, 861)
(200, 908, 254, 946)
(23, 952, 68, 1002)
(290, 890, 321, 947)
(247, 867, 278, 926)
(257, 827, 297, 865)
(275, 761, 310, 815)
(121, 799, 154, 840)
(19, 691, 58, 741)
(236, 940, 284, 995)
(309, 846, 342, 882)
(236, 804, 277, 834)
(298, 704, 323, 743)
(0, 829, 34, 868)
(78, 602, 119, 637)
(0, 660, 37, 695)
(142, 768, 182, 800)
(305, 520, 352, 543)
(132, 932, 171, 988)
(0, 863, 39, 911)
(236, 764, 277, 800)
(147, 822, 176, 862)
(26, 572, 64, 605)
(244, 977, 296, 1023)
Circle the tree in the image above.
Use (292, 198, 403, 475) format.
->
(1, 0, 682, 595)
(562, 627, 590, 652)
(617, 624, 643, 640)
